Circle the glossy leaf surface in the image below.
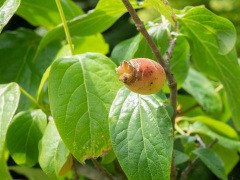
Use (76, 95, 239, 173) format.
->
(109, 87, 173, 180)
(17, 0, 83, 28)
(6, 110, 47, 167)
(0, 83, 20, 180)
(178, 7, 240, 129)
(0, 0, 20, 32)
(39, 120, 71, 178)
(193, 148, 227, 180)
(182, 68, 222, 114)
(49, 53, 122, 163)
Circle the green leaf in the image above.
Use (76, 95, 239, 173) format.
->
(145, 0, 177, 28)
(0, 28, 61, 111)
(36, 0, 141, 54)
(178, 7, 240, 129)
(0, 0, 21, 33)
(0, 83, 20, 180)
(182, 68, 222, 114)
(189, 121, 240, 149)
(72, 34, 109, 55)
(6, 110, 47, 167)
(174, 150, 189, 166)
(49, 53, 122, 163)
(17, 0, 83, 28)
(185, 116, 239, 140)
(101, 149, 116, 165)
(111, 35, 140, 65)
(193, 148, 227, 180)
(109, 87, 173, 180)
(39, 120, 71, 178)
(201, 135, 239, 174)
(8, 166, 53, 180)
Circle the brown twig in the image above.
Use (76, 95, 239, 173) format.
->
(72, 158, 79, 180)
(121, 1, 178, 179)
(178, 103, 200, 116)
(180, 138, 219, 180)
(91, 159, 114, 180)
(195, 134, 206, 148)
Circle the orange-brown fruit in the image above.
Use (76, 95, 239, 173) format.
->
(116, 58, 166, 95)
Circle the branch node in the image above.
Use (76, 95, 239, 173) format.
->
(136, 23, 144, 31)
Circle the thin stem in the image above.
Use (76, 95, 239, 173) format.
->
(19, 86, 49, 114)
(180, 138, 218, 180)
(175, 123, 186, 135)
(121, 1, 178, 179)
(195, 134, 206, 148)
(178, 103, 200, 116)
(72, 158, 79, 180)
(91, 159, 114, 180)
(55, 0, 74, 55)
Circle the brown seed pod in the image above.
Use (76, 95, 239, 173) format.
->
(116, 58, 166, 95)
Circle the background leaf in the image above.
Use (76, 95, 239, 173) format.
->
(6, 109, 47, 167)
(109, 87, 173, 180)
(189, 121, 240, 149)
(145, 0, 177, 28)
(0, 0, 20, 32)
(193, 148, 227, 180)
(178, 7, 240, 129)
(0, 83, 20, 180)
(39, 120, 71, 178)
(36, 0, 141, 53)
(0, 28, 61, 111)
(49, 53, 122, 163)
(8, 166, 53, 180)
(16, 0, 83, 28)
(174, 150, 189, 166)
(182, 68, 222, 114)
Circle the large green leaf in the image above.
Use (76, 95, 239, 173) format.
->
(109, 87, 173, 180)
(182, 68, 222, 114)
(145, 0, 176, 28)
(0, 83, 20, 180)
(178, 7, 240, 129)
(0, 0, 20, 33)
(36, 0, 141, 54)
(49, 53, 122, 163)
(6, 110, 47, 167)
(0, 28, 61, 111)
(39, 120, 71, 178)
(17, 0, 83, 28)
(189, 121, 240, 149)
(193, 148, 227, 180)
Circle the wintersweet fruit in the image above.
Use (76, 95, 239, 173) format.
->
(116, 58, 166, 95)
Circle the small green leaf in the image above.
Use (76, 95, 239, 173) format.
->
(178, 7, 240, 129)
(182, 68, 222, 114)
(49, 53, 122, 163)
(8, 166, 53, 180)
(111, 35, 140, 65)
(36, 0, 141, 54)
(17, 0, 83, 28)
(201, 135, 239, 174)
(109, 87, 173, 180)
(193, 148, 227, 180)
(6, 110, 47, 167)
(72, 34, 109, 55)
(0, 82, 20, 180)
(0, 0, 21, 33)
(145, 0, 177, 28)
(189, 121, 240, 149)
(174, 150, 189, 166)
(0, 28, 61, 111)
(39, 120, 71, 178)
(101, 149, 116, 165)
